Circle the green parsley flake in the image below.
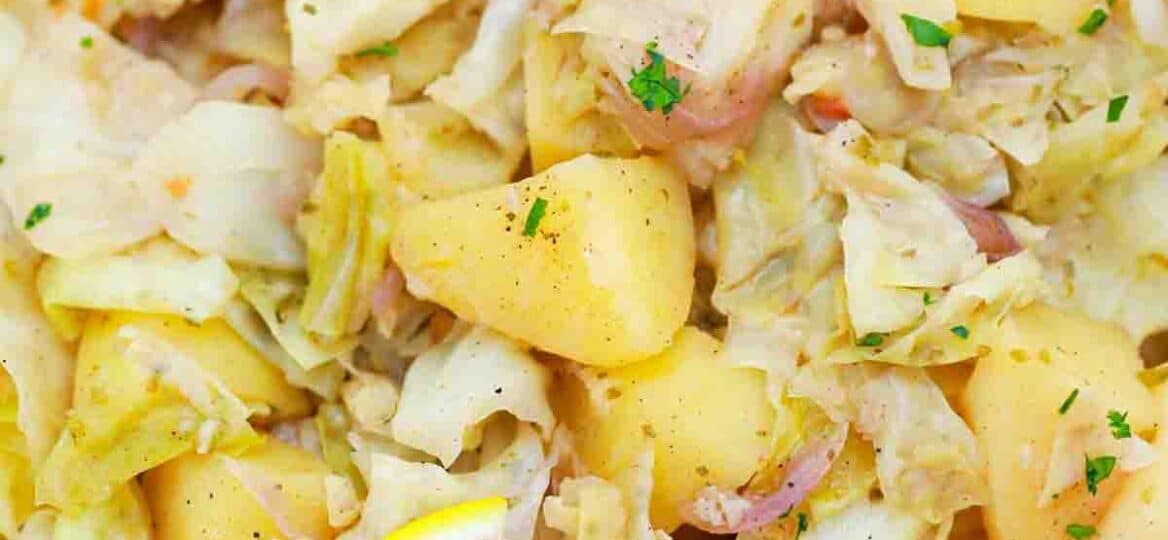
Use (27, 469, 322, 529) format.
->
(523, 197, 548, 237)
(1066, 524, 1096, 539)
(1106, 95, 1128, 123)
(23, 202, 51, 230)
(1059, 388, 1080, 415)
(923, 291, 935, 306)
(856, 332, 886, 347)
(80, 36, 93, 49)
(302, 3, 317, 14)
(900, 14, 953, 47)
(1084, 455, 1117, 495)
(950, 325, 970, 339)
(1078, 8, 1108, 35)
(355, 42, 399, 58)
(1107, 410, 1132, 439)
(795, 513, 808, 539)
(627, 42, 688, 115)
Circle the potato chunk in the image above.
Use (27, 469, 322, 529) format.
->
(391, 154, 694, 366)
(142, 438, 336, 540)
(963, 304, 1159, 540)
(562, 327, 775, 530)
(1098, 387, 1168, 539)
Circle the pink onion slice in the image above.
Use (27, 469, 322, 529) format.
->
(944, 196, 1023, 262)
(682, 422, 850, 534)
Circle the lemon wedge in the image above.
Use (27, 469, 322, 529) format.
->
(383, 497, 508, 540)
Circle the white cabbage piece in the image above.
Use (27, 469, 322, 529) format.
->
(1131, 0, 1168, 48)
(801, 498, 932, 540)
(905, 129, 1009, 207)
(841, 252, 1046, 367)
(713, 102, 820, 289)
(237, 270, 358, 371)
(818, 122, 984, 335)
(1038, 387, 1158, 506)
(542, 450, 673, 540)
(37, 238, 238, 323)
(378, 99, 522, 199)
(0, 14, 195, 258)
(425, 0, 532, 153)
(286, 0, 449, 85)
(221, 298, 347, 400)
(325, 474, 361, 528)
(217, 0, 291, 67)
(935, 59, 1059, 167)
(341, 371, 400, 438)
(855, 0, 955, 91)
(791, 364, 985, 524)
(391, 325, 555, 466)
(1039, 157, 1168, 343)
(0, 11, 26, 95)
(298, 132, 395, 338)
(0, 261, 73, 468)
(1010, 83, 1167, 224)
(284, 73, 391, 135)
(342, 424, 551, 540)
(131, 101, 320, 270)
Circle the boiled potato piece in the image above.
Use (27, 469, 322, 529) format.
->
(143, 437, 336, 540)
(1098, 387, 1168, 539)
(963, 304, 1159, 540)
(956, 0, 1098, 34)
(562, 327, 775, 530)
(38, 311, 309, 509)
(523, 20, 637, 172)
(103, 313, 311, 420)
(392, 154, 694, 366)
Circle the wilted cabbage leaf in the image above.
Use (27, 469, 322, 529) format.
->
(390, 325, 554, 466)
(298, 131, 395, 338)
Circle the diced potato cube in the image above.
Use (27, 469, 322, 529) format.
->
(391, 154, 694, 366)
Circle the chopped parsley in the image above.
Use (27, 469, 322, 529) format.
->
(627, 42, 688, 115)
(302, 3, 317, 14)
(22, 203, 51, 230)
(1078, 8, 1108, 35)
(79, 36, 93, 49)
(1106, 95, 1128, 123)
(923, 291, 935, 306)
(1066, 524, 1097, 539)
(1058, 388, 1080, 415)
(355, 42, 399, 59)
(900, 14, 953, 47)
(1084, 455, 1117, 495)
(856, 332, 887, 347)
(950, 325, 970, 339)
(794, 513, 808, 539)
(523, 197, 548, 237)
(1107, 410, 1132, 439)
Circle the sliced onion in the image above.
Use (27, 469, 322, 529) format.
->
(203, 63, 291, 103)
(683, 422, 850, 534)
(944, 196, 1023, 262)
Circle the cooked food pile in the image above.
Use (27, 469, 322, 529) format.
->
(0, 0, 1165, 539)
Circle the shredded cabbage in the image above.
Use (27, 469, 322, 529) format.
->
(543, 450, 673, 540)
(379, 99, 524, 198)
(905, 130, 1009, 207)
(341, 424, 551, 540)
(801, 499, 932, 540)
(391, 325, 555, 466)
(0, 14, 194, 258)
(238, 270, 359, 371)
(425, 0, 533, 153)
(37, 238, 238, 324)
(792, 364, 985, 524)
(133, 101, 321, 270)
(856, 0, 955, 91)
(298, 132, 395, 338)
